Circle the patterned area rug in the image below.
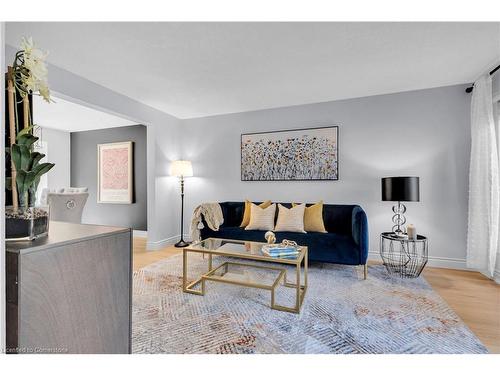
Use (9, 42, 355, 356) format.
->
(132, 254, 488, 354)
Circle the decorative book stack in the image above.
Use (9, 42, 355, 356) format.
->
(261, 244, 299, 259)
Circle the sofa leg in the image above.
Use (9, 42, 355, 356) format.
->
(363, 264, 368, 280)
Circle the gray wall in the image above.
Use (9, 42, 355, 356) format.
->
(71, 125, 147, 230)
(181, 84, 471, 268)
(40, 127, 71, 189)
(6, 43, 183, 249)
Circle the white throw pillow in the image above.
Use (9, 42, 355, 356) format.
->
(245, 203, 276, 231)
(274, 203, 306, 233)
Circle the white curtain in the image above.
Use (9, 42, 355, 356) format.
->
(467, 74, 500, 279)
(494, 72, 500, 281)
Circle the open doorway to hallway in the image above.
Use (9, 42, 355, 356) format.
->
(34, 94, 148, 235)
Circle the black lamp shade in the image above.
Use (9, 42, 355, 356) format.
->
(381, 177, 420, 202)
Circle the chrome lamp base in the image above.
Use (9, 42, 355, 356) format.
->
(392, 201, 407, 235)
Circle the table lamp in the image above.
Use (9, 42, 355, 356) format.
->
(171, 160, 193, 247)
(381, 176, 419, 236)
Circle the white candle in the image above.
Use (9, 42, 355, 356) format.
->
(407, 224, 416, 240)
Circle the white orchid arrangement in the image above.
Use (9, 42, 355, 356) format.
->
(6, 37, 54, 211)
(12, 37, 51, 103)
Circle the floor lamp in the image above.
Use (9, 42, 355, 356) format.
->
(171, 160, 193, 247)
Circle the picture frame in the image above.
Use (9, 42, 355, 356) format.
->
(97, 141, 134, 204)
(241, 126, 339, 181)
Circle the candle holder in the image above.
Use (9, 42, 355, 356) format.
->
(407, 224, 417, 240)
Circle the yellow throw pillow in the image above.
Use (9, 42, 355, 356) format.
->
(240, 199, 272, 227)
(293, 201, 327, 233)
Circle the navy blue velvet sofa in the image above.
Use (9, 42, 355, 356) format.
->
(200, 202, 369, 269)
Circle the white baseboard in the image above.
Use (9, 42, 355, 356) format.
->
(133, 230, 148, 238)
(368, 251, 467, 270)
(146, 234, 192, 250)
(146, 235, 179, 250)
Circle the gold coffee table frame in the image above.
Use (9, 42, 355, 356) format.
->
(182, 238, 308, 313)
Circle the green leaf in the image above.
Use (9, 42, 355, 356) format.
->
(16, 170, 36, 195)
(30, 152, 45, 169)
(32, 162, 55, 180)
(16, 125, 35, 139)
(31, 163, 54, 192)
(16, 134, 38, 147)
(28, 185, 37, 207)
(11, 144, 32, 171)
(33, 177, 41, 193)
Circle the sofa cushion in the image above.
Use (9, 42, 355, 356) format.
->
(240, 199, 272, 227)
(220, 202, 245, 227)
(274, 203, 306, 233)
(245, 203, 276, 231)
(293, 201, 327, 233)
(215, 226, 267, 242)
(322, 204, 353, 235)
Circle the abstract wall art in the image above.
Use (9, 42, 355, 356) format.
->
(97, 141, 134, 203)
(241, 126, 339, 181)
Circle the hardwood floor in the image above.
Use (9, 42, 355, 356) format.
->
(133, 237, 180, 271)
(422, 266, 500, 353)
(132, 237, 500, 353)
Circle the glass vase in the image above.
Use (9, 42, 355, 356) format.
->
(5, 205, 50, 241)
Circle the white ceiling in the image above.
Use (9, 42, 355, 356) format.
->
(6, 22, 500, 119)
(33, 95, 137, 132)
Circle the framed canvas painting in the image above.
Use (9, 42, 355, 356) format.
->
(97, 141, 134, 204)
(241, 126, 339, 181)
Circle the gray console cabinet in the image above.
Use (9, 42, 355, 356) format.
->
(6, 221, 132, 354)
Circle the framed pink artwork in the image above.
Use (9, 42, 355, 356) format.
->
(97, 141, 134, 204)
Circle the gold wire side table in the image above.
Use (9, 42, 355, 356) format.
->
(182, 238, 308, 313)
(380, 232, 428, 278)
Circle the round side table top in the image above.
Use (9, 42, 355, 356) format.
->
(380, 232, 427, 242)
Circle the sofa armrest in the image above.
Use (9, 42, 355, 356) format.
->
(199, 212, 223, 240)
(351, 206, 369, 265)
(200, 213, 208, 228)
(199, 214, 210, 239)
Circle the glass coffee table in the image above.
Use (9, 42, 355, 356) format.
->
(183, 238, 308, 313)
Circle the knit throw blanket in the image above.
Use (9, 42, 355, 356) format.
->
(190, 203, 224, 243)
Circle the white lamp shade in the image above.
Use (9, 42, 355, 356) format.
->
(170, 160, 193, 177)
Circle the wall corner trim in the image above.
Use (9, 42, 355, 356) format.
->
(133, 230, 148, 238)
(493, 269, 500, 284)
